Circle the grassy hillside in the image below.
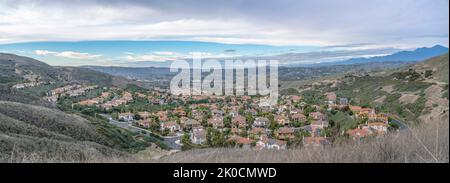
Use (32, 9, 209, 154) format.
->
(0, 53, 146, 87)
(0, 53, 149, 105)
(409, 53, 449, 83)
(285, 53, 449, 124)
(0, 101, 163, 162)
(0, 53, 60, 83)
(0, 102, 124, 162)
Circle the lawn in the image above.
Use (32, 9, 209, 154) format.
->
(327, 111, 358, 132)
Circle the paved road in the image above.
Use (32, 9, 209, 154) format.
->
(390, 118, 408, 131)
(99, 114, 182, 150)
(387, 115, 408, 131)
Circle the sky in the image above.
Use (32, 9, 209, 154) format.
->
(0, 0, 448, 66)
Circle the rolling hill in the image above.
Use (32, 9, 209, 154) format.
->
(0, 52, 147, 87)
(285, 53, 449, 124)
(0, 53, 148, 105)
(0, 101, 168, 162)
(0, 54, 169, 162)
(0, 101, 121, 162)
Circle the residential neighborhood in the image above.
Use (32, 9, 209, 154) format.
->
(44, 83, 395, 151)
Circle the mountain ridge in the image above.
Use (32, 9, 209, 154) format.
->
(344, 45, 448, 63)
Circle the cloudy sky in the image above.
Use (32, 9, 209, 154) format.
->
(0, 0, 448, 66)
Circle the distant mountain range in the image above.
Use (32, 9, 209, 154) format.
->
(312, 45, 448, 66)
(101, 45, 448, 68)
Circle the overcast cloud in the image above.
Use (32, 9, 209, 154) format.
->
(0, 0, 448, 48)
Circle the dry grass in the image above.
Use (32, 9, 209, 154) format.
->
(3, 113, 448, 163)
(157, 113, 449, 163)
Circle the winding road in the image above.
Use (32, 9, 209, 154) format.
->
(99, 114, 182, 150)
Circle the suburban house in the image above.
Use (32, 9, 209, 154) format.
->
(255, 135, 287, 150)
(118, 112, 134, 122)
(305, 125, 322, 137)
(151, 99, 165, 105)
(309, 112, 325, 121)
(228, 136, 254, 149)
(347, 128, 371, 140)
(232, 115, 247, 128)
(245, 109, 258, 116)
(191, 110, 205, 121)
(138, 111, 151, 120)
(136, 119, 152, 128)
(253, 117, 270, 128)
(303, 136, 331, 147)
(229, 109, 239, 117)
(368, 113, 388, 123)
(155, 111, 169, 121)
(208, 115, 224, 129)
(231, 127, 242, 135)
(182, 118, 201, 130)
(266, 139, 287, 150)
(249, 127, 266, 138)
(136, 92, 147, 98)
(325, 92, 337, 104)
(310, 119, 329, 129)
(121, 91, 133, 102)
(43, 96, 58, 103)
(367, 122, 388, 134)
(174, 108, 187, 117)
(211, 109, 225, 116)
(275, 115, 289, 126)
(78, 99, 99, 106)
(291, 113, 307, 122)
(290, 108, 303, 115)
(161, 121, 181, 133)
(190, 127, 206, 144)
(350, 106, 375, 119)
(12, 82, 43, 89)
(290, 95, 302, 103)
(275, 127, 295, 140)
(339, 98, 349, 106)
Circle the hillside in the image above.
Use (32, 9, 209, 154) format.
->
(0, 53, 144, 86)
(283, 53, 449, 124)
(0, 101, 166, 162)
(0, 101, 120, 162)
(408, 53, 449, 83)
(0, 53, 148, 105)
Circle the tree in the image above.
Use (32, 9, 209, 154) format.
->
(162, 128, 170, 136)
(240, 130, 248, 138)
(207, 128, 226, 147)
(269, 119, 279, 131)
(112, 112, 118, 120)
(238, 108, 244, 116)
(201, 118, 208, 127)
(150, 121, 160, 132)
(181, 134, 193, 151)
(223, 115, 232, 128)
(330, 109, 338, 115)
(134, 113, 141, 120)
(303, 105, 315, 116)
(291, 120, 302, 128)
(245, 114, 254, 128)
